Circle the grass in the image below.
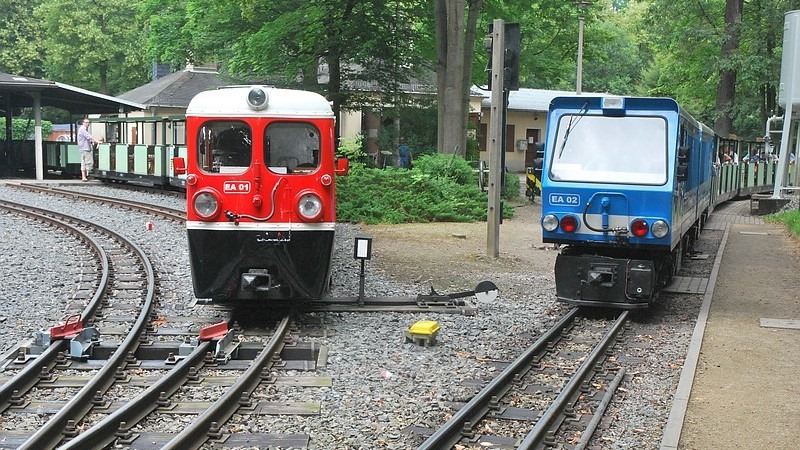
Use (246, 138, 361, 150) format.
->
(765, 208, 800, 236)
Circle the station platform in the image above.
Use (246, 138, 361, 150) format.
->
(0, 177, 97, 185)
(662, 202, 800, 449)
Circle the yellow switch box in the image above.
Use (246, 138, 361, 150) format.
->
(405, 320, 440, 346)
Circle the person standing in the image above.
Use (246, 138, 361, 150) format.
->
(398, 138, 412, 169)
(77, 118, 102, 181)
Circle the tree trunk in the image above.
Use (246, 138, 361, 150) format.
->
(461, 0, 482, 156)
(435, 0, 480, 157)
(714, 0, 743, 136)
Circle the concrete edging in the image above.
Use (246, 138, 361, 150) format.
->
(659, 223, 731, 450)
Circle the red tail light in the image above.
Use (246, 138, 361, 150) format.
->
(560, 215, 579, 233)
(631, 219, 649, 237)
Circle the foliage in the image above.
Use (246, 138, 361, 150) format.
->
(337, 133, 369, 167)
(412, 153, 478, 185)
(177, 0, 431, 119)
(765, 208, 800, 237)
(372, 98, 439, 165)
(502, 169, 520, 199)
(336, 153, 514, 224)
(465, 121, 480, 162)
(0, 0, 46, 77)
(2, 0, 796, 151)
(138, 0, 194, 70)
(0, 118, 53, 140)
(34, 0, 150, 95)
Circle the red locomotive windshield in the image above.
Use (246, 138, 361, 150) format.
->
(265, 122, 321, 174)
(196, 121, 252, 174)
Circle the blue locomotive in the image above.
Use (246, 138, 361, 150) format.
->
(540, 96, 716, 308)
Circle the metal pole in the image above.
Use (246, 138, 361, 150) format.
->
(576, 2, 591, 95)
(774, 74, 796, 198)
(487, 19, 505, 258)
(774, 10, 800, 197)
(358, 259, 365, 306)
(33, 92, 43, 180)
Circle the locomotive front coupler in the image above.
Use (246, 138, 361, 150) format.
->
(614, 231, 630, 245)
(225, 211, 240, 224)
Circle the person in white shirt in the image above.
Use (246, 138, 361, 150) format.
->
(77, 118, 103, 181)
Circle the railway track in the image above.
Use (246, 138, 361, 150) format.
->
(0, 199, 326, 448)
(7, 182, 485, 315)
(0, 181, 753, 448)
(6, 182, 186, 222)
(413, 307, 630, 449)
(0, 199, 157, 447)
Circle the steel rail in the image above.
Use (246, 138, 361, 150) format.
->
(17, 206, 157, 450)
(9, 182, 186, 222)
(574, 366, 627, 450)
(416, 307, 581, 450)
(0, 201, 111, 411)
(162, 313, 293, 449)
(59, 339, 214, 449)
(517, 310, 629, 449)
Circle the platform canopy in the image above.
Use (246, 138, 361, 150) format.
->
(0, 72, 146, 180)
(0, 72, 145, 114)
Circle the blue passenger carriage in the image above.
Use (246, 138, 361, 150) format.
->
(540, 96, 715, 308)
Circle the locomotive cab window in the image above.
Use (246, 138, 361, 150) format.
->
(196, 121, 252, 174)
(265, 122, 321, 174)
(550, 115, 668, 185)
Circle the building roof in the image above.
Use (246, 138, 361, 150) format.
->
(0, 72, 145, 114)
(477, 87, 609, 112)
(118, 67, 238, 108)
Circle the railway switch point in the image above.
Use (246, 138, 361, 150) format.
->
(405, 320, 440, 347)
(199, 321, 229, 340)
(49, 313, 83, 339)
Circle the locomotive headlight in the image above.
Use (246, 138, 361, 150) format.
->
(651, 220, 669, 238)
(297, 192, 323, 221)
(193, 191, 220, 220)
(631, 219, 649, 237)
(542, 214, 559, 232)
(247, 87, 269, 110)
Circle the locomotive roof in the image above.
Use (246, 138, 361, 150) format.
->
(186, 86, 333, 118)
(550, 95, 680, 112)
(549, 95, 715, 138)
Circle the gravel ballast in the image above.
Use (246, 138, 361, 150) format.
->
(0, 182, 718, 449)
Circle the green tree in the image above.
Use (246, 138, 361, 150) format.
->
(638, 0, 797, 138)
(0, 0, 46, 77)
(138, 0, 194, 70)
(714, 0, 743, 135)
(35, 0, 150, 94)
(140, 0, 428, 145)
(0, 118, 53, 140)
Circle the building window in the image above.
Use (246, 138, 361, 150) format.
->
(479, 123, 488, 151)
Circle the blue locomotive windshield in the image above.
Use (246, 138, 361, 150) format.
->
(549, 115, 668, 185)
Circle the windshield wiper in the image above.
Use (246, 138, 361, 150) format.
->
(558, 101, 589, 158)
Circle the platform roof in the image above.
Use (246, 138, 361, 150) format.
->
(0, 72, 145, 114)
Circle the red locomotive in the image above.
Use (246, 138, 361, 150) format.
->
(175, 86, 348, 301)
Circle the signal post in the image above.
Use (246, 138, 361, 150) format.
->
(486, 20, 520, 257)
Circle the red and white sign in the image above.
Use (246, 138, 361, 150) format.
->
(223, 181, 251, 194)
